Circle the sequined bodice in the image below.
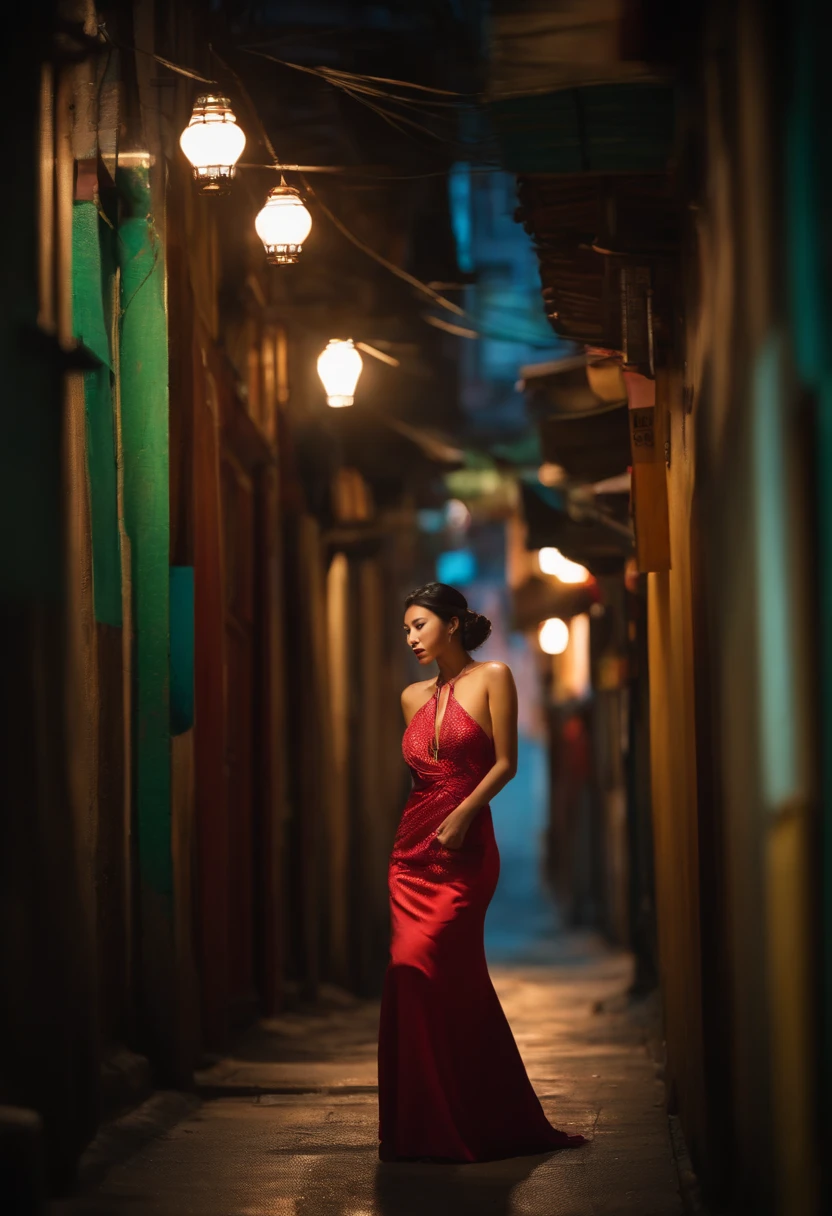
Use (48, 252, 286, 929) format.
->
(392, 684, 496, 869)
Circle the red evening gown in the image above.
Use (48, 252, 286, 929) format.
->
(377, 679, 585, 1163)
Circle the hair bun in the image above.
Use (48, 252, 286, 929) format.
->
(461, 609, 492, 651)
(403, 582, 491, 650)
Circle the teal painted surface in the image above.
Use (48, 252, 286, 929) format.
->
(72, 202, 121, 627)
(117, 165, 172, 898)
(488, 84, 675, 175)
(169, 566, 195, 736)
(72, 203, 111, 368)
(751, 338, 797, 808)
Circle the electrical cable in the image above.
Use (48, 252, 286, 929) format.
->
(114, 33, 551, 349)
(241, 48, 489, 158)
(119, 36, 217, 84)
(236, 49, 475, 98)
(239, 163, 504, 180)
(180, 47, 483, 328)
(209, 45, 280, 165)
(107, 34, 496, 163)
(297, 172, 466, 318)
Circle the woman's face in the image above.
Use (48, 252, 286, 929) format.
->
(403, 605, 457, 665)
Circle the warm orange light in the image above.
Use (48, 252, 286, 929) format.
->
(538, 617, 569, 655)
(179, 94, 246, 194)
(317, 339, 363, 407)
(255, 184, 312, 265)
(538, 547, 589, 584)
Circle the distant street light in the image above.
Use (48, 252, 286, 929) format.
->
(538, 547, 590, 584)
(538, 617, 569, 655)
(255, 181, 312, 264)
(317, 339, 364, 407)
(179, 95, 246, 194)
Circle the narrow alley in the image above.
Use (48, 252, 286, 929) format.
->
(57, 943, 683, 1216)
(3, 2, 832, 1215)
(55, 743, 684, 1215)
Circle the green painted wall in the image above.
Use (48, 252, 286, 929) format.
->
(72, 201, 121, 627)
(117, 164, 172, 899)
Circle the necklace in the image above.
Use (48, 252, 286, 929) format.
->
(429, 661, 475, 760)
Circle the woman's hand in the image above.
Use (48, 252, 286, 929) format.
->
(435, 814, 467, 851)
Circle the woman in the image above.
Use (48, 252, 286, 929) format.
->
(377, 582, 586, 1163)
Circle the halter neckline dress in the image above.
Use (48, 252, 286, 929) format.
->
(377, 673, 585, 1162)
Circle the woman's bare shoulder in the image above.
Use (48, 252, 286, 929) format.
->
(401, 678, 435, 723)
(478, 660, 514, 681)
(477, 661, 516, 695)
(401, 678, 435, 706)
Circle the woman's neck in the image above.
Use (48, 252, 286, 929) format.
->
(436, 650, 472, 685)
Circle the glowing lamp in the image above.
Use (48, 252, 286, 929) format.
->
(538, 547, 589, 584)
(539, 617, 569, 656)
(317, 339, 363, 408)
(255, 183, 312, 265)
(445, 499, 471, 530)
(179, 94, 246, 194)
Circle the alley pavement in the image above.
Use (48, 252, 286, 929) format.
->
(54, 935, 685, 1216)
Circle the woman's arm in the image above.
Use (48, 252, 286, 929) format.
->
(435, 663, 518, 850)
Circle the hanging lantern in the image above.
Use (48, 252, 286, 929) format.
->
(255, 181, 312, 265)
(179, 94, 246, 194)
(317, 339, 364, 408)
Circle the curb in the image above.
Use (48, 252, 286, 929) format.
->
(75, 1091, 200, 1192)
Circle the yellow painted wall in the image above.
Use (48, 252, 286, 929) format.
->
(647, 363, 707, 1166)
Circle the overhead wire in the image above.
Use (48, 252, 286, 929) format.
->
(209, 44, 280, 165)
(110, 35, 493, 164)
(205, 45, 481, 324)
(297, 172, 466, 318)
(113, 36, 556, 349)
(240, 163, 503, 180)
(301, 175, 559, 347)
(236, 49, 476, 98)
(119, 36, 218, 84)
(237, 45, 488, 158)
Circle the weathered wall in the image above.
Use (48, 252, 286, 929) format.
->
(647, 2, 823, 1210)
(118, 161, 180, 1079)
(647, 363, 708, 1172)
(0, 9, 102, 1187)
(783, 4, 832, 1203)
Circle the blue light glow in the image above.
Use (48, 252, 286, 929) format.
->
(436, 549, 477, 585)
(448, 163, 474, 274)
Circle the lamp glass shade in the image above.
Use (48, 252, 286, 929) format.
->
(538, 617, 569, 655)
(317, 339, 363, 408)
(255, 186, 313, 264)
(179, 95, 245, 193)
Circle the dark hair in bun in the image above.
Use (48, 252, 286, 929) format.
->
(404, 582, 492, 652)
